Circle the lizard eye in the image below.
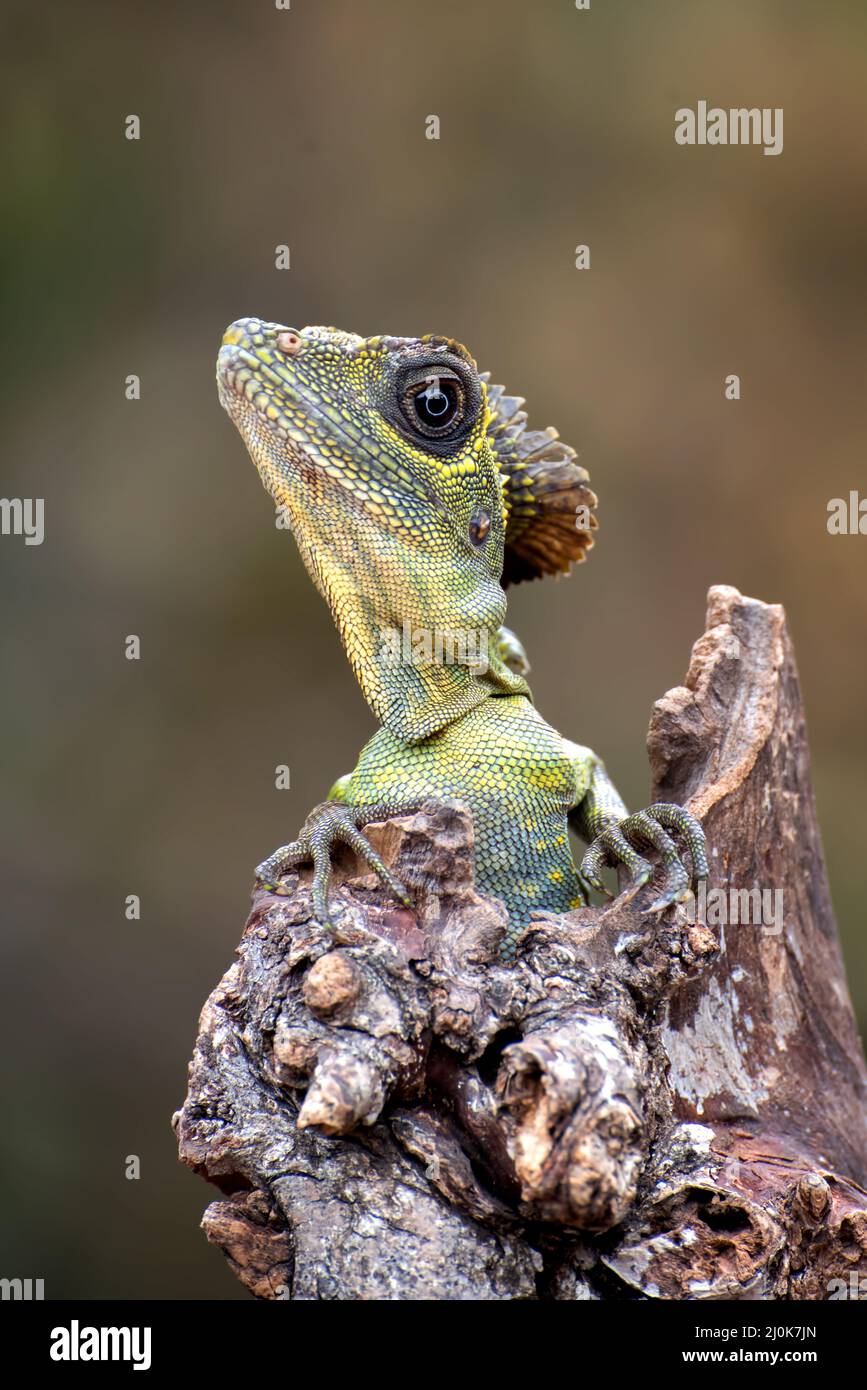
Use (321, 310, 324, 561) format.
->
(402, 373, 465, 438)
(469, 507, 491, 546)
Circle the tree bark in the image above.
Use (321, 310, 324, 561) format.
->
(174, 585, 867, 1300)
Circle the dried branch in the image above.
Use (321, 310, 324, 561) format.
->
(175, 586, 867, 1300)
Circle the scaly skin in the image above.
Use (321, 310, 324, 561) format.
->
(217, 318, 707, 956)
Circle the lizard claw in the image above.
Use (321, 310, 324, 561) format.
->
(255, 801, 414, 925)
(255, 838, 306, 893)
(578, 843, 616, 898)
(580, 802, 707, 912)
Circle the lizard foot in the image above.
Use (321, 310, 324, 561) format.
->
(580, 802, 708, 913)
(255, 801, 415, 926)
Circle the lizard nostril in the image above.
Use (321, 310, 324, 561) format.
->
(277, 330, 303, 356)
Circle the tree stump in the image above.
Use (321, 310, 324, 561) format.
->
(174, 586, 867, 1300)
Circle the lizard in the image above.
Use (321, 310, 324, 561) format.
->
(217, 317, 707, 958)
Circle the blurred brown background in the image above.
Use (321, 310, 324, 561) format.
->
(1, 0, 865, 1298)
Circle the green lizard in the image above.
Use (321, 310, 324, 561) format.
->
(217, 318, 707, 957)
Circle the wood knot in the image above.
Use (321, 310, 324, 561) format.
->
(302, 952, 362, 1016)
(271, 1022, 319, 1082)
(794, 1172, 831, 1224)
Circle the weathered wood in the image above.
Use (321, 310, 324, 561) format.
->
(174, 586, 867, 1300)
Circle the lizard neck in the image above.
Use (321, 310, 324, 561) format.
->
(296, 529, 529, 745)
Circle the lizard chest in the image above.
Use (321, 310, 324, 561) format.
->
(351, 695, 579, 815)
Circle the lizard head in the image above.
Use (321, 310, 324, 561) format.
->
(217, 317, 528, 742)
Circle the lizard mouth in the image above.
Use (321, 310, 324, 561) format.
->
(216, 325, 326, 457)
(216, 340, 292, 418)
(216, 321, 376, 501)
(216, 343, 256, 401)
(216, 317, 307, 409)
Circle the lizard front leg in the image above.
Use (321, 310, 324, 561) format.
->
(566, 744, 708, 911)
(256, 795, 420, 925)
(492, 624, 531, 676)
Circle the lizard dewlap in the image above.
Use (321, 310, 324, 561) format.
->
(217, 317, 707, 956)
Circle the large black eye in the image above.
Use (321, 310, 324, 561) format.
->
(402, 373, 465, 438)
